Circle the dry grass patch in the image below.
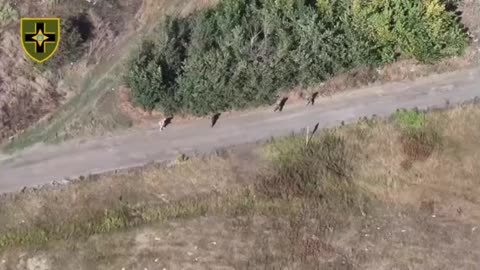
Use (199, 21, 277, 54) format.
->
(344, 104, 480, 224)
(0, 149, 260, 249)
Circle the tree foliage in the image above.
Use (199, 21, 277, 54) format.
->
(125, 16, 191, 113)
(126, 0, 468, 115)
(351, 0, 467, 62)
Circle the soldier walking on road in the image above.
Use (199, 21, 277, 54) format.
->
(159, 118, 167, 131)
(306, 92, 319, 106)
(274, 97, 289, 112)
(159, 116, 173, 131)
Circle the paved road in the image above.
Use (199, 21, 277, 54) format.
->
(1, 67, 480, 194)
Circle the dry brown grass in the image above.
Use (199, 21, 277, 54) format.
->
(346, 104, 480, 220)
(0, 0, 144, 144)
(0, 149, 259, 234)
(1, 104, 480, 269)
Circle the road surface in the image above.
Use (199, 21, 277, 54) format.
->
(1, 67, 480, 194)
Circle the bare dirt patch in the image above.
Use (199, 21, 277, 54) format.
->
(0, 29, 61, 141)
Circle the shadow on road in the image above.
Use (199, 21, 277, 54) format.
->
(306, 92, 319, 106)
(274, 97, 289, 112)
(211, 113, 221, 128)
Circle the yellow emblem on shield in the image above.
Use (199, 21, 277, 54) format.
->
(20, 18, 60, 63)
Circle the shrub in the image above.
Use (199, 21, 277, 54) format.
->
(126, 0, 468, 115)
(351, 0, 467, 63)
(125, 16, 191, 113)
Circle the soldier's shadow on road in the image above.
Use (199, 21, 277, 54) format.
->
(211, 113, 221, 128)
(274, 97, 289, 112)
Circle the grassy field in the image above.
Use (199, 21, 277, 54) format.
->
(4, 62, 131, 152)
(0, 103, 479, 269)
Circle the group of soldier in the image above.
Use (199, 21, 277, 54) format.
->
(158, 92, 320, 132)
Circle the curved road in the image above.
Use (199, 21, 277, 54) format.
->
(1, 67, 480, 194)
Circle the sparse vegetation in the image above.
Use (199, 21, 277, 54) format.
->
(31, 13, 94, 74)
(257, 133, 357, 205)
(126, 0, 468, 115)
(0, 1, 17, 26)
(46, 14, 94, 68)
(0, 132, 362, 251)
(0, 0, 143, 146)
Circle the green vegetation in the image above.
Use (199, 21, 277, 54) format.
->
(5, 62, 132, 153)
(351, 0, 467, 62)
(126, 0, 468, 115)
(125, 17, 191, 113)
(394, 108, 426, 130)
(1, 104, 471, 252)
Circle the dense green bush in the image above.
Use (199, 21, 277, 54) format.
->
(351, 0, 467, 62)
(126, 0, 467, 115)
(125, 16, 191, 113)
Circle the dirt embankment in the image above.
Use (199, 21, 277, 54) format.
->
(0, 0, 144, 142)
